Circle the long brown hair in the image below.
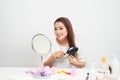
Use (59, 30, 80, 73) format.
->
(54, 17, 75, 48)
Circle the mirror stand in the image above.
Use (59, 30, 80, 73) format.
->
(40, 55, 44, 68)
(31, 34, 51, 79)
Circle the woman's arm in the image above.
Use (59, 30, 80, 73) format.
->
(69, 55, 86, 68)
(44, 51, 65, 67)
(43, 54, 55, 67)
(76, 61, 86, 68)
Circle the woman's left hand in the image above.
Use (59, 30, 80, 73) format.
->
(69, 55, 78, 66)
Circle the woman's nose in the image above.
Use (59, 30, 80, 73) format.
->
(56, 30, 61, 34)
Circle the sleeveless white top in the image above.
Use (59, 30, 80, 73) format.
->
(44, 39, 85, 68)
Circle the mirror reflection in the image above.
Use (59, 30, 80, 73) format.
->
(32, 34, 51, 55)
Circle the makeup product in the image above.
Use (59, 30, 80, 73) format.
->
(85, 73, 89, 80)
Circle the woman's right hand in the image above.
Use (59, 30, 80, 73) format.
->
(52, 50, 65, 59)
(44, 50, 65, 67)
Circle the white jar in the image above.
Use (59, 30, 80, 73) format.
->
(110, 55, 120, 76)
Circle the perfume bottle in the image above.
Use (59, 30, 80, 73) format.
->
(101, 56, 109, 80)
(110, 55, 120, 76)
(101, 56, 107, 72)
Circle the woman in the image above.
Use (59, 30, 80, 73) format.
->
(44, 17, 86, 68)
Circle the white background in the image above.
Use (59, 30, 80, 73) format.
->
(0, 0, 120, 68)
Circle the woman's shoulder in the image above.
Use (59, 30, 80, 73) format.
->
(50, 39, 59, 51)
(75, 40, 84, 55)
(51, 39, 58, 46)
(75, 40, 80, 48)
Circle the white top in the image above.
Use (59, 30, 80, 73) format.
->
(44, 39, 85, 68)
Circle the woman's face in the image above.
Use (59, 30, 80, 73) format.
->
(54, 22, 68, 41)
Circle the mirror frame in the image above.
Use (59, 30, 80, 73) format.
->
(31, 33, 52, 55)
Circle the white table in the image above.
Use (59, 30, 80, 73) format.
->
(0, 67, 119, 80)
(0, 67, 93, 80)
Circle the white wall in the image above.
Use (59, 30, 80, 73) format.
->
(0, 0, 120, 68)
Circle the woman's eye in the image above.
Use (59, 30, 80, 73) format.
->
(60, 28, 63, 30)
(54, 28, 57, 30)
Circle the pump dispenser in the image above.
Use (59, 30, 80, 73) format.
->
(110, 55, 120, 76)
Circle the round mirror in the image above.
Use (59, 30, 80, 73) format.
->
(31, 34, 52, 79)
(32, 34, 51, 55)
(32, 34, 52, 66)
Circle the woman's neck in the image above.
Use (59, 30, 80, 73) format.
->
(56, 38, 69, 46)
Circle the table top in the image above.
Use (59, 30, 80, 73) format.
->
(0, 67, 92, 80)
(0, 67, 119, 80)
